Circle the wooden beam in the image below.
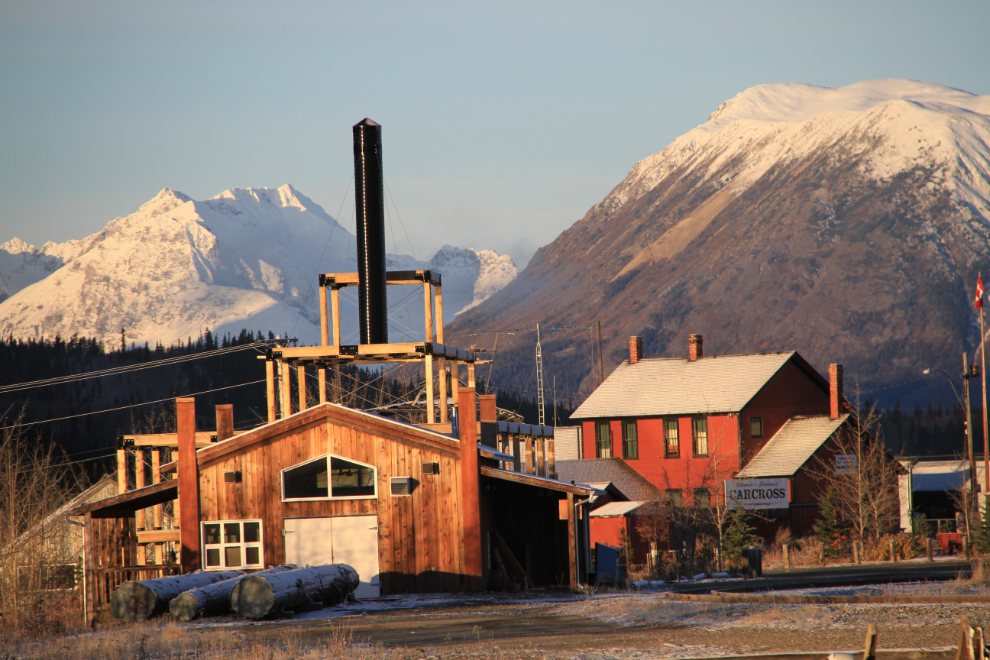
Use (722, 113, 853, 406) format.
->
(318, 368, 327, 404)
(567, 492, 577, 587)
(467, 358, 476, 388)
(137, 530, 181, 544)
(296, 364, 306, 412)
(331, 287, 341, 347)
(425, 354, 435, 424)
(438, 358, 448, 423)
(458, 387, 482, 591)
(527, 437, 536, 475)
(548, 435, 556, 480)
(480, 466, 594, 495)
(151, 449, 163, 564)
(215, 404, 234, 441)
(513, 436, 521, 473)
(176, 397, 201, 574)
(265, 360, 276, 423)
(537, 437, 546, 478)
(124, 433, 217, 447)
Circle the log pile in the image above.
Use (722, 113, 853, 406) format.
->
(110, 570, 244, 622)
(230, 564, 360, 620)
(168, 564, 297, 622)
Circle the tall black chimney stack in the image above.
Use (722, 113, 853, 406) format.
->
(352, 118, 388, 345)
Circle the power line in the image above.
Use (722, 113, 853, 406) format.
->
(0, 341, 273, 394)
(0, 378, 267, 430)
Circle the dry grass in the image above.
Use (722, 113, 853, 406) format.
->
(1, 619, 396, 660)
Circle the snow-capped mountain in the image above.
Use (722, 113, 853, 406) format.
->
(447, 80, 990, 401)
(0, 184, 516, 347)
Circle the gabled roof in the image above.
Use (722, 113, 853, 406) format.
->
(735, 414, 849, 478)
(572, 352, 800, 419)
(555, 459, 662, 501)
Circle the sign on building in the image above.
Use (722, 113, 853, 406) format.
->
(835, 454, 858, 475)
(724, 478, 790, 510)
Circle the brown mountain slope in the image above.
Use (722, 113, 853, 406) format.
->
(446, 81, 990, 406)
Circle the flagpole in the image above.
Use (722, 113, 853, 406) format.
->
(982, 290, 989, 501)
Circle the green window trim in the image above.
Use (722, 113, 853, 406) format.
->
(692, 418, 709, 457)
(663, 419, 679, 458)
(622, 420, 639, 459)
(595, 421, 612, 458)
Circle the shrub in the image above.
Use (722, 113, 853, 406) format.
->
(813, 489, 845, 557)
(722, 507, 758, 565)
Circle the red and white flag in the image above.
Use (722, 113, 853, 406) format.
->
(977, 274, 985, 309)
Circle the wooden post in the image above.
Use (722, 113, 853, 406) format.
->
(424, 281, 434, 342)
(458, 386, 483, 591)
(331, 287, 341, 347)
(135, 448, 146, 531)
(435, 283, 444, 336)
(280, 360, 292, 418)
(83, 512, 94, 625)
(319, 282, 329, 346)
(548, 435, 556, 479)
(425, 354, 435, 424)
(151, 448, 163, 564)
(513, 436, 521, 472)
(863, 622, 878, 660)
(265, 360, 276, 423)
(537, 437, 546, 477)
(117, 448, 127, 494)
(567, 492, 577, 587)
(964, 535, 971, 560)
(890, 538, 896, 563)
(927, 537, 934, 562)
(177, 397, 201, 573)
(467, 359, 476, 389)
(438, 359, 449, 423)
(957, 616, 972, 660)
(318, 368, 327, 404)
(527, 437, 536, 475)
(783, 543, 790, 570)
(296, 364, 306, 412)
(215, 404, 234, 441)
(852, 540, 860, 565)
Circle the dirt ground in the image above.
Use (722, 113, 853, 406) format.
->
(236, 585, 987, 659)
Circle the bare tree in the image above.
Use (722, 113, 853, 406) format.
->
(0, 407, 84, 635)
(810, 387, 902, 542)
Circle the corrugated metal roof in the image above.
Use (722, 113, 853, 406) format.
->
(736, 414, 848, 478)
(572, 352, 796, 419)
(590, 501, 647, 517)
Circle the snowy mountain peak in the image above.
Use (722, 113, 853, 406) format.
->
(1, 237, 36, 255)
(137, 187, 193, 218)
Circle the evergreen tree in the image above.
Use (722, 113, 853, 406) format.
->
(722, 506, 758, 565)
(813, 487, 844, 557)
(974, 502, 990, 555)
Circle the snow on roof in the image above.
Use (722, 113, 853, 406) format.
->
(572, 352, 795, 419)
(911, 460, 971, 492)
(736, 415, 848, 478)
(590, 501, 647, 518)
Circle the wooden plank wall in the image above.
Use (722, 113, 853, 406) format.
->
(198, 418, 464, 594)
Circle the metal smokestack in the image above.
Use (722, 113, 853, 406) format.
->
(352, 118, 388, 345)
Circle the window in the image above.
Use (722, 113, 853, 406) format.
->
(595, 421, 612, 458)
(692, 418, 708, 457)
(694, 488, 711, 508)
(750, 416, 763, 438)
(664, 419, 679, 458)
(622, 420, 639, 459)
(282, 454, 377, 501)
(665, 489, 682, 507)
(202, 520, 263, 570)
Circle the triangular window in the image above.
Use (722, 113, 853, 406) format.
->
(282, 454, 377, 501)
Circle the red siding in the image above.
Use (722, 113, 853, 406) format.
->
(740, 361, 830, 465)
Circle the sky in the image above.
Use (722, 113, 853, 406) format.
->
(2, 1, 989, 269)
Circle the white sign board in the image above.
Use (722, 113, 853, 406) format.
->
(725, 478, 790, 510)
(835, 454, 858, 475)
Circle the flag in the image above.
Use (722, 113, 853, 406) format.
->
(977, 274, 985, 310)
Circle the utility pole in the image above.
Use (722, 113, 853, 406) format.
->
(597, 321, 605, 384)
(963, 352, 978, 508)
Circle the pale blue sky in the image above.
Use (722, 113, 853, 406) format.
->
(2, 1, 988, 267)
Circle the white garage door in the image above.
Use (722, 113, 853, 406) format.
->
(284, 515, 381, 598)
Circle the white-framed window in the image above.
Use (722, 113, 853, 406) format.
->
(202, 520, 263, 570)
(281, 453, 377, 501)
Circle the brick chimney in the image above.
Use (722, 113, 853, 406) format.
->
(829, 363, 844, 420)
(688, 334, 703, 362)
(629, 336, 643, 364)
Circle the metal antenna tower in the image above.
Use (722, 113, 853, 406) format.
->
(536, 323, 545, 427)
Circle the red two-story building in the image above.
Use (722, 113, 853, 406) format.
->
(570, 334, 853, 540)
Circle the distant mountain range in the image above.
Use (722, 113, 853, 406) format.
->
(447, 80, 990, 407)
(0, 184, 517, 348)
